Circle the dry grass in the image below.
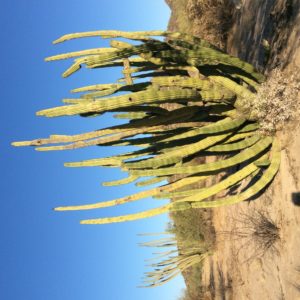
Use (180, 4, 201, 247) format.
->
(220, 209, 280, 262)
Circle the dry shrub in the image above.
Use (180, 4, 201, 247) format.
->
(236, 68, 300, 134)
(249, 210, 280, 255)
(252, 68, 300, 133)
(220, 209, 280, 261)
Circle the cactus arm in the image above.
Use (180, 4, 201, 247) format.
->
(208, 75, 255, 99)
(129, 137, 272, 177)
(135, 177, 168, 187)
(191, 138, 281, 208)
(54, 175, 207, 212)
(35, 126, 164, 151)
(35, 122, 204, 152)
(224, 132, 254, 143)
(113, 112, 148, 120)
(64, 146, 158, 168)
(56, 43, 169, 77)
(65, 157, 122, 168)
(206, 135, 261, 152)
(79, 204, 173, 224)
(36, 88, 199, 118)
(102, 132, 176, 147)
(152, 76, 236, 102)
(80, 87, 122, 99)
(153, 47, 263, 82)
(92, 59, 155, 69)
(237, 122, 260, 133)
(154, 153, 267, 200)
(54, 189, 169, 212)
(13, 105, 195, 147)
(152, 76, 213, 90)
(102, 175, 139, 187)
(34, 126, 161, 151)
(12, 119, 153, 146)
(211, 64, 260, 90)
(218, 123, 260, 145)
(73, 82, 150, 98)
(173, 158, 266, 205)
(199, 89, 236, 102)
(124, 132, 231, 170)
(76, 57, 152, 70)
(154, 189, 203, 199)
(159, 116, 242, 143)
(71, 83, 122, 93)
(52, 30, 166, 44)
(45, 48, 117, 61)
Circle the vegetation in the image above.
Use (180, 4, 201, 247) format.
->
(13, 29, 281, 226)
(12, 30, 288, 290)
(139, 232, 210, 287)
(169, 207, 215, 296)
(220, 209, 280, 261)
(246, 68, 300, 133)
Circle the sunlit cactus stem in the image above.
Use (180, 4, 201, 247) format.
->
(12, 29, 280, 234)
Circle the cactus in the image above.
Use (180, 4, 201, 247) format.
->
(13, 30, 281, 237)
(206, 135, 261, 152)
(135, 176, 168, 187)
(10, 28, 287, 289)
(191, 138, 281, 208)
(139, 233, 210, 287)
(128, 137, 272, 177)
(101, 175, 139, 187)
(123, 132, 232, 170)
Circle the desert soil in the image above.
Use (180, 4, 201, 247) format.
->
(167, 0, 300, 299)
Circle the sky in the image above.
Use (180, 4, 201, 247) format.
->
(1, 1, 186, 299)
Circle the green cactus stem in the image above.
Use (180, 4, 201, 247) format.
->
(129, 137, 272, 177)
(13, 29, 280, 234)
(191, 138, 281, 208)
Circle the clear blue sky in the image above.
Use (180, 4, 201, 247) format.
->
(1, 1, 186, 299)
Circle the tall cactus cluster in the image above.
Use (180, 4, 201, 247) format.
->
(13, 30, 281, 225)
(140, 232, 210, 287)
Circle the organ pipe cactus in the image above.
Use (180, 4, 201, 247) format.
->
(13, 30, 281, 225)
(139, 233, 210, 287)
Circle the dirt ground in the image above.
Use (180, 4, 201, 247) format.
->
(166, 0, 300, 299)
(200, 1, 300, 299)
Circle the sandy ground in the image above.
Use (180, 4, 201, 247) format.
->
(200, 1, 300, 299)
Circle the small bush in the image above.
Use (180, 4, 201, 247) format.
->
(251, 68, 300, 133)
(221, 209, 280, 261)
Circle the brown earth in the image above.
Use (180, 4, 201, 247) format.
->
(166, 1, 300, 299)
